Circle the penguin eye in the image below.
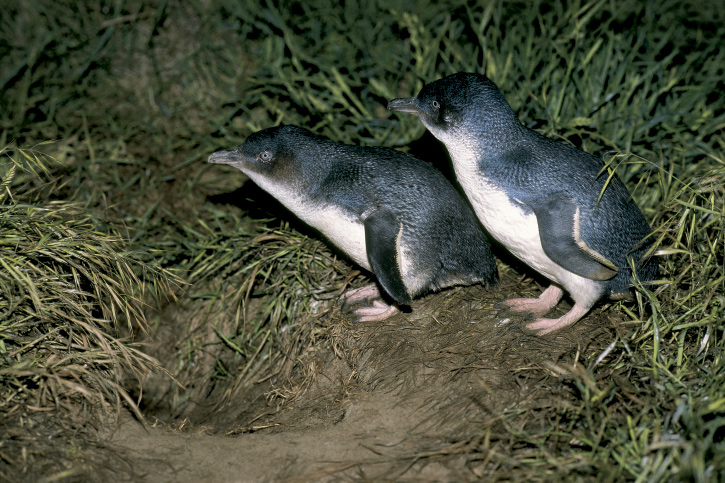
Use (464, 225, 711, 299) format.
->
(259, 151, 272, 161)
(431, 100, 441, 110)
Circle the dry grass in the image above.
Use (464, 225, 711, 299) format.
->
(0, 144, 176, 480)
(1, 0, 723, 480)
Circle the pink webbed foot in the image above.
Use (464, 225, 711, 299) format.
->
(352, 299, 400, 322)
(502, 285, 563, 316)
(340, 284, 382, 306)
(340, 283, 400, 322)
(526, 303, 591, 335)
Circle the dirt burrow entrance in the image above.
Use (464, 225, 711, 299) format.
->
(110, 280, 619, 481)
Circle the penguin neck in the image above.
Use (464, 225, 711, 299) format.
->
(445, 113, 525, 171)
(292, 141, 338, 187)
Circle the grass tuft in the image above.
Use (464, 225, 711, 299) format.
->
(0, 144, 175, 480)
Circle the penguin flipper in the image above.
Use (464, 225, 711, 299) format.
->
(523, 193, 618, 281)
(363, 209, 412, 305)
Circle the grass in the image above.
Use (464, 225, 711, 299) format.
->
(0, 143, 175, 480)
(1, 0, 724, 480)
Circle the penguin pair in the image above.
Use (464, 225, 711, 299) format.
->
(210, 74, 657, 333)
(209, 125, 498, 322)
(388, 72, 658, 334)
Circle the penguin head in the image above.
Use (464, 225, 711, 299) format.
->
(388, 73, 519, 153)
(208, 125, 325, 188)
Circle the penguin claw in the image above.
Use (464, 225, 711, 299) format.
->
(340, 284, 382, 306)
(502, 298, 552, 316)
(526, 304, 591, 335)
(353, 300, 400, 322)
(494, 305, 519, 319)
(495, 306, 535, 321)
(338, 284, 400, 322)
(501, 285, 564, 316)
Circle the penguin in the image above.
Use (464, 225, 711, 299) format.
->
(388, 72, 657, 335)
(208, 125, 498, 322)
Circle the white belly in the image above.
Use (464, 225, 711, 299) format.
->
(427, 128, 605, 307)
(460, 176, 551, 275)
(303, 206, 369, 270)
(457, 172, 603, 307)
(245, 173, 370, 271)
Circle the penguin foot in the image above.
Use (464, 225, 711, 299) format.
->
(502, 285, 564, 315)
(526, 304, 591, 335)
(340, 284, 401, 322)
(340, 284, 382, 307)
(352, 300, 400, 322)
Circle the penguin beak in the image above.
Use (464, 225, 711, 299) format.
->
(208, 149, 242, 166)
(387, 97, 422, 116)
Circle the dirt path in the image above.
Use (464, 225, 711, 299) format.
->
(113, 390, 455, 481)
(109, 283, 618, 481)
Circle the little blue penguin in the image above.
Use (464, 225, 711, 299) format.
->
(208, 125, 498, 322)
(388, 72, 657, 335)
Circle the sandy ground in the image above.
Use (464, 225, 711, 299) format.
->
(113, 390, 456, 482)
